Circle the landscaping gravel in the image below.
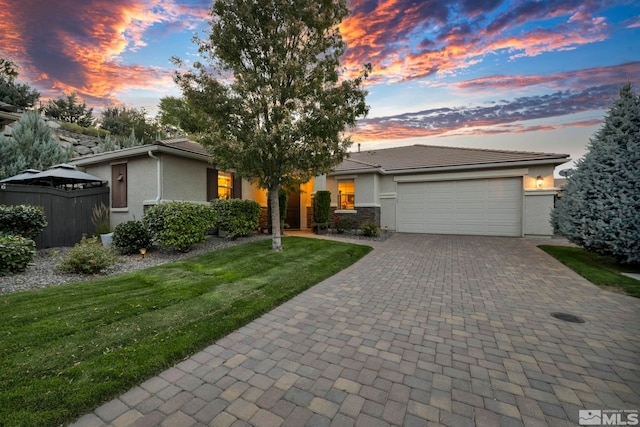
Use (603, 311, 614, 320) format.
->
(0, 234, 271, 295)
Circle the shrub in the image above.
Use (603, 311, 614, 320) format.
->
(112, 220, 152, 255)
(332, 214, 355, 233)
(314, 191, 331, 230)
(143, 202, 216, 252)
(360, 221, 380, 237)
(0, 234, 36, 275)
(0, 204, 47, 239)
(212, 199, 261, 238)
(59, 122, 110, 138)
(57, 236, 117, 274)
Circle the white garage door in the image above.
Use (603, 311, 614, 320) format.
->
(397, 178, 522, 236)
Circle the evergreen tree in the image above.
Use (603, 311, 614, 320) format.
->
(552, 83, 640, 264)
(0, 111, 71, 179)
(0, 58, 40, 110)
(42, 92, 95, 127)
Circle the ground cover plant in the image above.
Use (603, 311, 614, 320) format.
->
(539, 245, 640, 297)
(0, 237, 371, 426)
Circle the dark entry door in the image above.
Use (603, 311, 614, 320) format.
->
(285, 189, 300, 229)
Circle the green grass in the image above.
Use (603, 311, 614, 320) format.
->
(0, 237, 372, 427)
(539, 245, 640, 297)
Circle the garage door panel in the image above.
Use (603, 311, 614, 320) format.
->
(398, 178, 522, 236)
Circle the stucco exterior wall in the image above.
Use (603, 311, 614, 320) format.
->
(523, 192, 556, 237)
(161, 155, 210, 202)
(83, 154, 157, 228)
(321, 164, 561, 236)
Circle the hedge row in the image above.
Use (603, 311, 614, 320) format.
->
(135, 199, 261, 253)
(143, 202, 216, 252)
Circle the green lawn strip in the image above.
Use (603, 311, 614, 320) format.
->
(0, 237, 372, 427)
(538, 245, 640, 297)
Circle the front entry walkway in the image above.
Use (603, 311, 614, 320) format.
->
(72, 234, 640, 426)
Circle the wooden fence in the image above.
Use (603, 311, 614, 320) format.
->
(0, 184, 109, 248)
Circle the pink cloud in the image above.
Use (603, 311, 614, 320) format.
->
(456, 62, 640, 92)
(0, 0, 208, 108)
(340, 0, 613, 83)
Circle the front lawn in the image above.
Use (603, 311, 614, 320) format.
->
(0, 237, 372, 427)
(539, 245, 640, 297)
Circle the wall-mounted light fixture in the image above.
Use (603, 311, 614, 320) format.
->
(536, 175, 544, 188)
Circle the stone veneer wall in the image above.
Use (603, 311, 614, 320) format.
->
(331, 207, 380, 228)
(307, 197, 381, 229)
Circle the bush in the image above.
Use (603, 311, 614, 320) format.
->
(143, 202, 216, 252)
(332, 214, 355, 233)
(314, 191, 331, 230)
(0, 204, 47, 239)
(360, 221, 380, 237)
(112, 220, 152, 255)
(0, 234, 36, 275)
(212, 199, 261, 238)
(59, 121, 110, 138)
(57, 236, 117, 274)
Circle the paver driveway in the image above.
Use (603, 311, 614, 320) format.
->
(73, 234, 640, 427)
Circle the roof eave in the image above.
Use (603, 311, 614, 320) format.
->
(329, 157, 570, 176)
(71, 144, 211, 166)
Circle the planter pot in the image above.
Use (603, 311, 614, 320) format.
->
(100, 232, 113, 249)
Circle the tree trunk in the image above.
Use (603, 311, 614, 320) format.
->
(269, 184, 283, 251)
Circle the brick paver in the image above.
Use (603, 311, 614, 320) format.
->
(71, 234, 640, 426)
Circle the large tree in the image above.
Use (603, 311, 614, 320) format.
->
(0, 58, 40, 110)
(42, 92, 95, 127)
(100, 105, 160, 145)
(552, 83, 640, 264)
(156, 96, 208, 136)
(174, 0, 370, 251)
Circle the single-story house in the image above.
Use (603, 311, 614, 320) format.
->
(72, 139, 568, 238)
(70, 138, 315, 230)
(316, 144, 570, 237)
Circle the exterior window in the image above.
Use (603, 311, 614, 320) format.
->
(218, 171, 233, 200)
(208, 169, 240, 200)
(338, 180, 355, 210)
(111, 163, 127, 208)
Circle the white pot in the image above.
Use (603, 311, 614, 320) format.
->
(100, 232, 113, 249)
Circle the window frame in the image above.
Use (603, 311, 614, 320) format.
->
(337, 179, 355, 210)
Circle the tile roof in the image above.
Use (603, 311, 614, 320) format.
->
(155, 138, 210, 157)
(334, 144, 569, 173)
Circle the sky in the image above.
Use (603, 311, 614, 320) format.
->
(1, 0, 639, 173)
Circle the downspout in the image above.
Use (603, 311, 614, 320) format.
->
(148, 150, 162, 204)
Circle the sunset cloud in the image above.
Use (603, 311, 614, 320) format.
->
(352, 83, 617, 142)
(0, 0, 209, 107)
(456, 62, 640, 92)
(341, 0, 612, 83)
